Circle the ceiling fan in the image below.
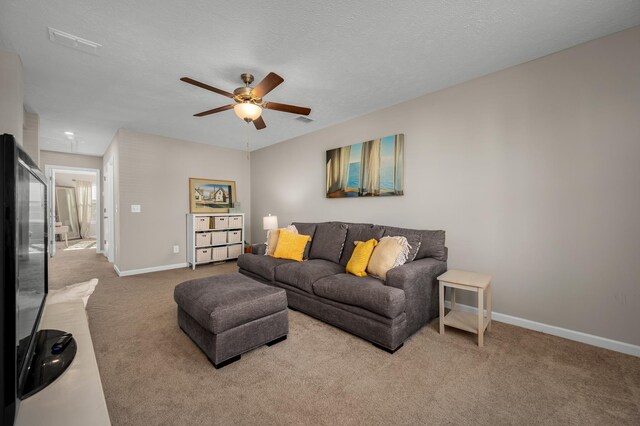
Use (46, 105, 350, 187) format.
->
(180, 72, 311, 130)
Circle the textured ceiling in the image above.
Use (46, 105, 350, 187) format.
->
(1, 0, 639, 156)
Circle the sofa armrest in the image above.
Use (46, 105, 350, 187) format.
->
(386, 257, 447, 291)
(251, 243, 266, 255)
(385, 257, 447, 337)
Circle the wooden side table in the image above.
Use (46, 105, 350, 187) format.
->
(438, 269, 492, 347)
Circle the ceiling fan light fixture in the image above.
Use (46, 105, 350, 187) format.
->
(234, 102, 262, 122)
(181, 72, 311, 130)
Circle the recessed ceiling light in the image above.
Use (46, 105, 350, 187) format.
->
(64, 131, 74, 136)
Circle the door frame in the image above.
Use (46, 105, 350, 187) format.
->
(45, 165, 101, 257)
(103, 157, 115, 263)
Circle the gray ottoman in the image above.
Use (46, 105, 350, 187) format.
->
(174, 273, 288, 368)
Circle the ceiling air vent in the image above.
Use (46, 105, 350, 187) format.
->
(295, 116, 314, 123)
(48, 27, 101, 56)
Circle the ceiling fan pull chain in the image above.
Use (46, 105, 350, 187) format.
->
(245, 122, 250, 160)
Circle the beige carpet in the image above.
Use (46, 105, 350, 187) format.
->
(49, 239, 107, 290)
(47, 249, 640, 425)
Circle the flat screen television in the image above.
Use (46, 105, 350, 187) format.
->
(1, 134, 49, 425)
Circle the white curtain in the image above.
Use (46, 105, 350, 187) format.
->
(338, 145, 351, 191)
(326, 150, 340, 194)
(360, 139, 381, 195)
(75, 180, 93, 239)
(393, 134, 404, 194)
(326, 145, 352, 194)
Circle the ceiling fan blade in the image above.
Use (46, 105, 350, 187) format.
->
(180, 77, 234, 98)
(253, 116, 266, 130)
(264, 101, 311, 116)
(251, 72, 284, 98)
(194, 104, 235, 117)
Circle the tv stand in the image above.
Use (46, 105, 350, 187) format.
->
(20, 329, 77, 399)
(15, 300, 111, 425)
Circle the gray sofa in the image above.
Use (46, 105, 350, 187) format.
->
(237, 222, 447, 353)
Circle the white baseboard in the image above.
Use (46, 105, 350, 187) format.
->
(444, 301, 640, 357)
(113, 262, 188, 277)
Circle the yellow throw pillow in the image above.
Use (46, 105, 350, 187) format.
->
(266, 225, 297, 256)
(366, 236, 410, 280)
(346, 239, 378, 277)
(273, 230, 311, 261)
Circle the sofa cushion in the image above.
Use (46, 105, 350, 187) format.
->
(237, 253, 296, 282)
(291, 222, 317, 259)
(274, 259, 345, 294)
(415, 229, 447, 261)
(339, 223, 385, 266)
(382, 226, 422, 262)
(313, 274, 406, 319)
(309, 222, 348, 263)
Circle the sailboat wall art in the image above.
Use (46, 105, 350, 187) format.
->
(326, 134, 404, 198)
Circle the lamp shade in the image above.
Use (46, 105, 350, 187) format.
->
(234, 102, 262, 122)
(263, 214, 278, 231)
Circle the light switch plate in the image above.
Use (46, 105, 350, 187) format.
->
(131, 204, 141, 213)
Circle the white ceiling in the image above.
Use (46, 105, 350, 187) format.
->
(1, 1, 639, 156)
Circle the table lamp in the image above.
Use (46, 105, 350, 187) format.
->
(263, 214, 278, 231)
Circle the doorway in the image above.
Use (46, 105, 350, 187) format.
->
(45, 165, 101, 258)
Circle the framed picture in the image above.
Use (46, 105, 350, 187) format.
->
(326, 133, 404, 198)
(189, 178, 236, 213)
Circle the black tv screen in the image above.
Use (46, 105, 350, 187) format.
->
(15, 156, 48, 378)
(1, 134, 48, 426)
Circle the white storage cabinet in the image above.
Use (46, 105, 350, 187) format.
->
(187, 213, 245, 269)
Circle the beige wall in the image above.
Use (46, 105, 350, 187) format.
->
(0, 50, 24, 145)
(113, 129, 251, 272)
(250, 27, 640, 345)
(40, 150, 103, 171)
(23, 111, 39, 164)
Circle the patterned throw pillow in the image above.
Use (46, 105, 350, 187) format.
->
(366, 236, 410, 280)
(265, 225, 297, 256)
(273, 230, 312, 262)
(382, 226, 421, 262)
(346, 239, 378, 277)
